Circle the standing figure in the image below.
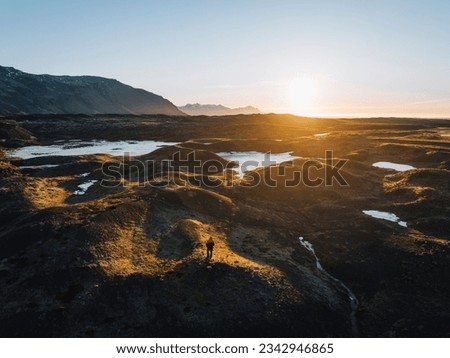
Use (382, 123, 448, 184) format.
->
(206, 238, 215, 261)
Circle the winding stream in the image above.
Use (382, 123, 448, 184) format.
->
(299, 236, 359, 337)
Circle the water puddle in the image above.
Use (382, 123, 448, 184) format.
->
(8, 140, 178, 159)
(19, 164, 60, 169)
(73, 180, 98, 195)
(299, 236, 359, 337)
(363, 210, 407, 227)
(372, 161, 415, 171)
(217, 151, 299, 177)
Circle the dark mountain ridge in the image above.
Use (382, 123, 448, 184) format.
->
(0, 66, 185, 116)
(179, 103, 260, 116)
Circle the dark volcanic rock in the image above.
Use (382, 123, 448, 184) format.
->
(0, 66, 185, 116)
(0, 120, 37, 147)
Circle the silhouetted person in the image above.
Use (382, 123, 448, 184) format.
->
(206, 238, 214, 261)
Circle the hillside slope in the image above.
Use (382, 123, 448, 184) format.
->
(0, 66, 185, 116)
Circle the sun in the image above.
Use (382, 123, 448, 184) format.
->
(286, 76, 318, 114)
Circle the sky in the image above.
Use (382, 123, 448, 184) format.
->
(1, 0, 449, 117)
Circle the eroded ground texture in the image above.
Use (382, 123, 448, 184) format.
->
(0, 114, 449, 337)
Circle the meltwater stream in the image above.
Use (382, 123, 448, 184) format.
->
(299, 236, 359, 337)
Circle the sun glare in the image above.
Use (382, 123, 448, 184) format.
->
(286, 76, 318, 114)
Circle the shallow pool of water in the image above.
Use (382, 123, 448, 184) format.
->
(74, 180, 98, 195)
(363, 210, 407, 227)
(372, 161, 415, 171)
(217, 151, 299, 177)
(19, 164, 60, 169)
(8, 140, 178, 159)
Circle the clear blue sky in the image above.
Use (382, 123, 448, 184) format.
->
(1, 0, 449, 117)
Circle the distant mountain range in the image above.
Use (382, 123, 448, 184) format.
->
(178, 103, 260, 116)
(0, 66, 185, 116)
